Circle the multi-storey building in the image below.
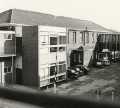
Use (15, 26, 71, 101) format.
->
(0, 9, 119, 87)
(22, 25, 67, 87)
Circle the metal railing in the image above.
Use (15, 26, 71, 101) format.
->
(0, 85, 120, 108)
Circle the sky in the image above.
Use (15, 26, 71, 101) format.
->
(0, 0, 120, 31)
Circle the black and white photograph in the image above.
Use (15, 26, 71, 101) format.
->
(0, 0, 120, 108)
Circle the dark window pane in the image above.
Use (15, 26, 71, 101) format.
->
(50, 66, 56, 76)
(59, 47, 65, 52)
(59, 36, 66, 44)
(85, 32, 89, 43)
(73, 32, 76, 43)
(8, 67, 11, 72)
(59, 65, 62, 73)
(50, 47, 57, 52)
(58, 64, 66, 73)
(4, 68, 7, 73)
(50, 37, 57, 45)
(63, 64, 66, 72)
(59, 61, 65, 64)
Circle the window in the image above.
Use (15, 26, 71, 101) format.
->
(68, 32, 69, 44)
(59, 36, 66, 44)
(50, 47, 57, 52)
(50, 37, 57, 45)
(4, 62, 12, 73)
(4, 66, 11, 73)
(79, 32, 83, 43)
(50, 65, 56, 76)
(59, 47, 65, 52)
(73, 31, 76, 43)
(92, 32, 95, 43)
(85, 32, 89, 44)
(58, 65, 62, 73)
(82, 33, 84, 43)
(58, 62, 66, 73)
(63, 64, 66, 72)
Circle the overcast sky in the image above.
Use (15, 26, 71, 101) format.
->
(0, 0, 120, 31)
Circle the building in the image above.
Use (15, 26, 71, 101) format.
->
(94, 31, 120, 62)
(0, 9, 119, 87)
(22, 25, 67, 87)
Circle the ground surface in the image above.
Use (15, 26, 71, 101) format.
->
(45, 63, 120, 101)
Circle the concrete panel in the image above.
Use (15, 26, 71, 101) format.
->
(22, 26, 39, 87)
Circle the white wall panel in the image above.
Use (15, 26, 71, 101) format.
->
(49, 53, 57, 64)
(39, 54, 49, 65)
(57, 52, 66, 62)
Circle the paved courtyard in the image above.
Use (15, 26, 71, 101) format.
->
(45, 63, 120, 101)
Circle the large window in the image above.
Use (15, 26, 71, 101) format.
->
(59, 36, 66, 44)
(58, 62, 66, 73)
(50, 37, 57, 45)
(59, 47, 65, 52)
(85, 32, 89, 44)
(50, 65, 56, 76)
(92, 32, 95, 43)
(50, 62, 66, 75)
(50, 47, 57, 52)
(4, 62, 12, 73)
(73, 31, 77, 43)
(79, 32, 83, 43)
(4, 66, 11, 73)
